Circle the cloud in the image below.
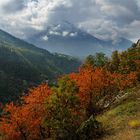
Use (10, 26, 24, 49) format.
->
(0, 0, 140, 41)
(42, 35, 49, 41)
(95, 0, 140, 24)
(0, 0, 25, 13)
(62, 31, 69, 37)
(49, 31, 61, 36)
(121, 20, 140, 41)
(70, 32, 77, 37)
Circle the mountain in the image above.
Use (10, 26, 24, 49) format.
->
(27, 21, 133, 59)
(0, 29, 81, 103)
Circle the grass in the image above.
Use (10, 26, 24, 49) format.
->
(97, 85, 140, 140)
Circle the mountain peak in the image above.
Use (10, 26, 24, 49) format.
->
(46, 21, 79, 38)
(26, 21, 132, 58)
(51, 21, 76, 29)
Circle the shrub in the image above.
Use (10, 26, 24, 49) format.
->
(76, 115, 102, 140)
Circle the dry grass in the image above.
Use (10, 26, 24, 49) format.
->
(97, 85, 140, 140)
(101, 129, 136, 140)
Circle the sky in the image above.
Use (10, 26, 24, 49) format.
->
(0, 0, 140, 42)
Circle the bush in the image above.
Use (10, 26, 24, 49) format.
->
(76, 115, 102, 140)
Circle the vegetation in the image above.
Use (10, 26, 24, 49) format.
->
(0, 40, 139, 139)
(0, 30, 81, 103)
(0, 31, 140, 139)
(97, 85, 140, 140)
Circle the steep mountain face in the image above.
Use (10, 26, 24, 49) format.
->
(27, 21, 133, 59)
(0, 29, 81, 103)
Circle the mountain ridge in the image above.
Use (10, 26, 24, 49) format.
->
(26, 21, 133, 58)
(0, 29, 81, 103)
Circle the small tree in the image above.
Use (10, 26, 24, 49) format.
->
(70, 65, 137, 117)
(0, 84, 51, 140)
(83, 53, 108, 68)
(111, 50, 120, 71)
(45, 76, 83, 140)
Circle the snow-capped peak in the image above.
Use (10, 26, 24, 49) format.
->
(45, 21, 79, 38)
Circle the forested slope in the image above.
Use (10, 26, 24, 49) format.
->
(0, 29, 81, 103)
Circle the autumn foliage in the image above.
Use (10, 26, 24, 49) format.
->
(69, 65, 137, 117)
(0, 84, 51, 140)
(0, 63, 137, 140)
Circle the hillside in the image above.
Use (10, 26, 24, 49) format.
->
(98, 85, 140, 140)
(0, 29, 81, 103)
(0, 38, 139, 140)
(97, 41, 140, 139)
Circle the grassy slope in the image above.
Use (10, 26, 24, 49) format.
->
(98, 85, 140, 140)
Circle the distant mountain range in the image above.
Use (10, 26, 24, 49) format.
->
(0, 22, 133, 103)
(27, 21, 133, 59)
(0, 29, 80, 103)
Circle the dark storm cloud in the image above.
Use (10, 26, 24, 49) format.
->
(2, 0, 25, 13)
(0, 0, 140, 41)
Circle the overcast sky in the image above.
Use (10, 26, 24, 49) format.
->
(0, 0, 140, 41)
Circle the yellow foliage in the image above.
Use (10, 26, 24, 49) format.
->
(128, 120, 140, 128)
